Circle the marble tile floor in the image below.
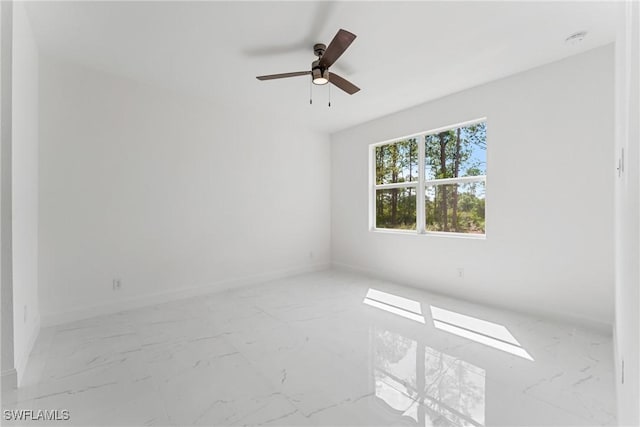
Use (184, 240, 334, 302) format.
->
(2, 270, 616, 426)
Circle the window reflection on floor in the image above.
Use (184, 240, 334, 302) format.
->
(373, 328, 486, 427)
(430, 306, 534, 361)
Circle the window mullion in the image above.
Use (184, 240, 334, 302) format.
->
(375, 182, 418, 190)
(424, 175, 486, 186)
(417, 134, 426, 234)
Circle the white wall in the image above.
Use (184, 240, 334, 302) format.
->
(11, 1, 39, 384)
(0, 0, 17, 392)
(38, 56, 330, 325)
(614, 1, 640, 424)
(331, 46, 614, 328)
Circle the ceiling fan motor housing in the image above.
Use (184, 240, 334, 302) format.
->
(311, 60, 329, 85)
(312, 44, 329, 84)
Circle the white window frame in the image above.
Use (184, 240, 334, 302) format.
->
(369, 118, 487, 238)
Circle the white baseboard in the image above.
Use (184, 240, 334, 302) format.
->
(16, 314, 40, 387)
(42, 263, 330, 328)
(331, 261, 613, 335)
(1, 368, 17, 393)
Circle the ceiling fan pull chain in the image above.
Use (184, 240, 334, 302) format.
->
(328, 79, 331, 107)
(309, 77, 313, 105)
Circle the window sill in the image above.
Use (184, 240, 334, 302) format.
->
(370, 228, 486, 240)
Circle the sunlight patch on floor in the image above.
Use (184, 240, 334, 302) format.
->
(363, 289, 425, 324)
(430, 306, 534, 361)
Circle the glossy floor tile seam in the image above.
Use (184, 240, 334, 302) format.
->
(3, 270, 616, 426)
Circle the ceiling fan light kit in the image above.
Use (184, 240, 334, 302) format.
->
(312, 64, 329, 85)
(311, 43, 329, 85)
(256, 29, 360, 102)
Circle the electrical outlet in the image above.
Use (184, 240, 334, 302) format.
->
(457, 268, 464, 278)
(113, 279, 122, 291)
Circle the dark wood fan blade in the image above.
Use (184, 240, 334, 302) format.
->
(329, 72, 360, 95)
(256, 71, 310, 81)
(319, 29, 356, 69)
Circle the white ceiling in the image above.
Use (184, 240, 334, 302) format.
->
(25, 1, 617, 133)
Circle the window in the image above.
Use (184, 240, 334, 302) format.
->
(371, 119, 486, 236)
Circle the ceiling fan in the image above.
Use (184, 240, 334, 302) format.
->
(256, 29, 360, 95)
